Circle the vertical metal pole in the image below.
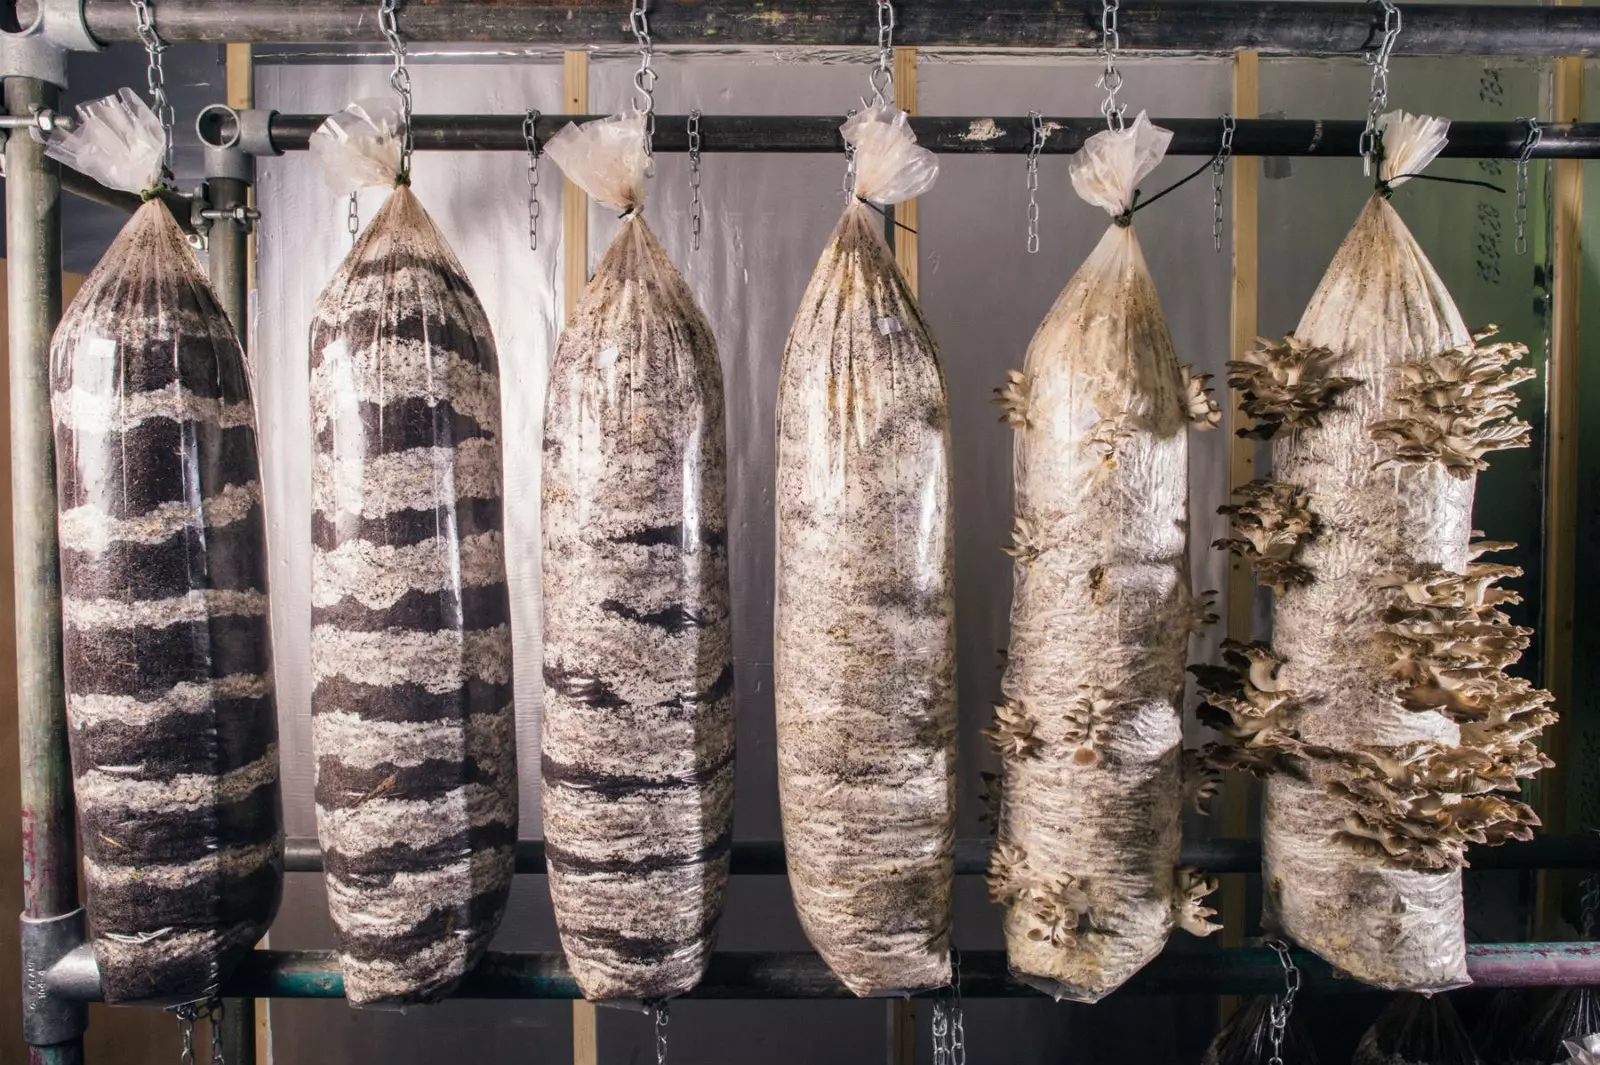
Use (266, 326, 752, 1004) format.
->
(205, 177, 250, 337)
(6, 75, 83, 1065)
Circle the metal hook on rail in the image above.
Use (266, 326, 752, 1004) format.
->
(1360, 0, 1402, 175)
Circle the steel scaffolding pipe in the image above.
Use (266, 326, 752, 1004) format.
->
(279, 833, 1600, 877)
(42, 943, 1600, 1002)
(238, 113, 1600, 158)
(53, 1, 1600, 54)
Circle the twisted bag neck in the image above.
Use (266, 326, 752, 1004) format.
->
(544, 110, 652, 218)
(310, 98, 410, 199)
(843, 104, 939, 209)
(1069, 110, 1173, 227)
(44, 87, 167, 197)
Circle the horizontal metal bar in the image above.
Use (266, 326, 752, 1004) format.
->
(239, 114, 1600, 158)
(65, 1, 1600, 55)
(281, 833, 1600, 877)
(57, 167, 195, 231)
(45, 942, 1600, 1001)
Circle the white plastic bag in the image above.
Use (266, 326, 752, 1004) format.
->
(542, 110, 651, 214)
(1378, 110, 1450, 187)
(44, 87, 165, 193)
(1068, 111, 1173, 216)
(309, 98, 405, 195)
(844, 104, 938, 207)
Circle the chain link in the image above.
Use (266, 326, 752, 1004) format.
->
(208, 1000, 226, 1065)
(174, 1004, 198, 1065)
(1514, 115, 1540, 257)
(842, 107, 859, 196)
(1359, 0, 1403, 176)
(377, 0, 413, 181)
(932, 1001, 950, 1065)
(1266, 940, 1301, 1065)
(523, 109, 542, 251)
(653, 1002, 669, 1065)
(869, 0, 896, 107)
(631, 0, 657, 172)
(347, 192, 360, 241)
(130, 0, 174, 178)
(1025, 110, 1045, 254)
(1212, 113, 1236, 254)
(688, 108, 704, 251)
(1097, 0, 1126, 131)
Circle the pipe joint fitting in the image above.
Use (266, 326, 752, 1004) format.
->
(0, 0, 101, 87)
(20, 909, 87, 1046)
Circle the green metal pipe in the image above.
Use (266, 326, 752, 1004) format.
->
(6, 74, 83, 1065)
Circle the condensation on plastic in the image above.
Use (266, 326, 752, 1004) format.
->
(1379, 110, 1451, 188)
(996, 113, 1197, 1003)
(1565, 1035, 1600, 1065)
(844, 105, 939, 207)
(540, 115, 732, 1002)
(1352, 993, 1481, 1065)
(50, 196, 282, 1005)
(307, 186, 517, 1008)
(1263, 109, 1476, 995)
(773, 160, 955, 998)
(44, 87, 166, 194)
(1068, 111, 1175, 216)
(308, 98, 405, 195)
(542, 110, 650, 214)
(1514, 988, 1600, 1065)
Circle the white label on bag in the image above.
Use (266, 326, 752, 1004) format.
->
(595, 345, 620, 370)
(877, 316, 903, 336)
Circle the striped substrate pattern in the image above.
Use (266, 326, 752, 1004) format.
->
(51, 200, 282, 1005)
(308, 188, 517, 1007)
(541, 215, 734, 1001)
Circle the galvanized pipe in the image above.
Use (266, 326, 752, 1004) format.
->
(63, 1, 1600, 55)
(243, 114, 1600, 159)
(43, 942, 1600, 1001)
(280, 833, 1600, 877)
(204, 177, 251, 341)
(6, 75, 83, 1065)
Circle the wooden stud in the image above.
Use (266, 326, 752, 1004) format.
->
(1218, 51, 1260, 1022)
(892, 46, 919, 295)
(563, 49, 591, 319)
(226, 43, 256, 314)
(563, 52, 598, 1062)
(1537, 40, 1583, 936)
(888, 999, 917, 1065)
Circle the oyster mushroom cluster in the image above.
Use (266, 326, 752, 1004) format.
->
(1227, 334, 1359, 438)
(1215, 480, 1318, 593)
(1370, 327, 1534, 478)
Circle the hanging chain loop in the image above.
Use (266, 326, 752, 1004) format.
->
(1266, 940, 1302, 1065)
(1359, 0, 1402, 175)
(347, 192, 360, 241)
(130, 0, 174, 178)
(207, 1000, 226, 1065)
(688, 108, 704, 250)
(842, 106, 860, 196)
(950, 947, 967, 1065)
(631, 0, 657, 172)
(869, 0, 896, 107)
(378, 0, 414, 181)
(1097, 0, 1126, 131)
(932, 1001, 950, 1065)
(524, 109, 542, 251)
(1212, 113, 1236, 253)
(1514, 115, 1540, 256)
(174, 1004, 199, 1065)
(1025, 109, 1046, 254)
(653, 1002, 669, 1065)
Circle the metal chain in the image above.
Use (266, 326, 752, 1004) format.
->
(174, 1004, 198, 1065)
(869, 0, 896, 107)
(347, 192, 360, 242)
(130, 0, 174, 177)
(208, 1000, 226, 1065)
(688, 108, 704, 251)
(524, 109, 542, 251)
(932, 1001, 950, 1065)
(631, 0, 657, 172)
(1514, 115, 1541, 256)
(1212, 113, 1236, 253)
(1097, 0, 1126, 131)
(1025, 109, 1045, 254)
(378, 0, 414, 181)
(842, 107, 859, 196)
(653, 1002, 669, 1065)
(1359, 0, 1403, 175)
(1266, 940, 1302, 1065)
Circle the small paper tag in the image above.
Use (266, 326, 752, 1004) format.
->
(595, 345, 621, 370)
(877, 316, 903, 336)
